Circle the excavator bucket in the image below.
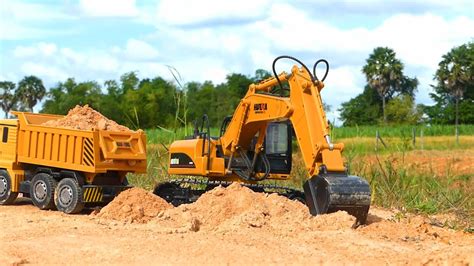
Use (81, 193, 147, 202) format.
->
(303, 174, 371, 224)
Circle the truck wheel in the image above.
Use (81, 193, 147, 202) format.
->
(0, 170, 18, 205)
(30, 173, 57, 210)
(55, 178, 84, 214)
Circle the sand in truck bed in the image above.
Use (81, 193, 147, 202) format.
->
(41, 105, 132, 132)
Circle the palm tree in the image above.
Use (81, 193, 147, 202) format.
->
(435, 43, 472, 144)
(0, 81, 18, 118)
(17, 76, 46, 112)
(362, 47, 404, 123)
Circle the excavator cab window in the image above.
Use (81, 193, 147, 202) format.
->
(266, 123, 288, 154)
(262, 122, 292, 174)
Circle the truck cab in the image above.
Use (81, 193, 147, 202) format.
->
(0, 119, 18, 164)
(0, 118, 23, 205)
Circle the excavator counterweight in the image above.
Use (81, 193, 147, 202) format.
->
(155, 56, 371, 224)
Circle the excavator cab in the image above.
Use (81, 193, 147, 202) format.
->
(219, 116, 292, 175)
(256, 122, 292, 175)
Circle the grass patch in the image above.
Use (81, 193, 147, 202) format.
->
(339, 136, 474, 155)
(332, 124, 474, 139)
(346, 152, 473, 229)
(127, 144, 170, 191)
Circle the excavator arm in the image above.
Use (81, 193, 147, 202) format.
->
(220, 66, 346, 176)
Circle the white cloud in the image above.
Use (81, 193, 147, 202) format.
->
(155, 0, 270, 26)
(37, 43, 58, 57)
(8, 40, 165, 85)
(0, 0, 75, 40)
(1, 0, 74, 21)
(13, 45, 37, 58)
(20, 62, 68, 82)
(79, 0, 139, 17)
(0, 21, 60, 41)
(123, 39, 159, 60)
(258, 4, 474, 71)
(85, 54, 120, 73)
(60, 48, 86, 65)
(13, 42, 58, 57)
(373, 14, 474, 70)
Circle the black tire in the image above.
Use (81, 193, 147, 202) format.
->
(0, 170, 18, 205)
(54, 178, 84, 214)
(30, 173, 57, 210)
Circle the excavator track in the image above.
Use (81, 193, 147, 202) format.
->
(153, 178, 306, 206)
(154, 175, 371, 224)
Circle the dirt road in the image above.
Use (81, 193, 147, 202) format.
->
(1, 185, 473, 265)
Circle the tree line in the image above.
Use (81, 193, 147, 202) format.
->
(0, 76, 46, 117)
(0, 42, 472, 130)
(340, 42, 473, 127)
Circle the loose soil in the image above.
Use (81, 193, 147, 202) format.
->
(41, 105, 131, 131)
(96, 187, 172, 224)
(1, 183, 473, 265)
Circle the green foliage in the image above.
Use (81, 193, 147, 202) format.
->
(254, 69, 272, 81)
(362, 47, 404, 98)
(0, 81, 18, 118)
(122, 77, 177, 129)
(187, 81, 218, 125)
(39, 69, 263, 131)
(183, 73, 255, 127)
(426, 42, 474, 124)
(339, 86, 381, 126)
(42, 78, 102, 115)
(340, 47, 418, 126)
(361, 47, 418, 123)
(16, 75, 46, 112)
(384, 94, 422, 124)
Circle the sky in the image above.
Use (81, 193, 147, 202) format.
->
(1, 0, 473, 123)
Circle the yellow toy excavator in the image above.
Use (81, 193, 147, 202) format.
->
(154, 56, 371, 223)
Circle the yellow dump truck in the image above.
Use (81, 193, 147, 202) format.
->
(0, 112, 146, 213)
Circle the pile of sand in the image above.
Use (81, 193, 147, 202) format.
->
(156, 183, 355, 232)
(42, 105, 131, 131)
(96, 183, 356, 232)
(96, 188, 172, 224)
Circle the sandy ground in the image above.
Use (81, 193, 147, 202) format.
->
(1, 185, 473, 265)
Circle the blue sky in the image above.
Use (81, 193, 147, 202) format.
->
(1, 0, 473, 123)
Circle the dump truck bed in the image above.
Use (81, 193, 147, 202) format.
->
(12, 112, 147, 174)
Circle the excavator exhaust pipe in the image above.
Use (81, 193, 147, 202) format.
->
(303, 174, 371, 224)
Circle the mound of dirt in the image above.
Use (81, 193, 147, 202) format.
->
(153, 183, 356, 232)
(42, 105, 131, 131)
(96, 188, 172, 224)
